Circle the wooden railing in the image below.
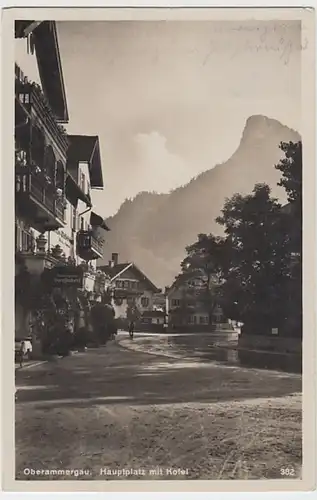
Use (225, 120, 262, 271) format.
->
(16, 168, 65, 222)
(77, 230, 103, 257)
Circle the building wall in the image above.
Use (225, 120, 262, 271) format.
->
(135, 289, 154, 313)
(47, 161, 94, 266)
(111, 267, 157, 319)
(112, 290, 155, 320)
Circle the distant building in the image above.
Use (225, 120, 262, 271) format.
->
(141, 310, 165, 327)
(98, 253, 161, 321)
(152, 292, 166, 312)
(167, 272, 226, 331)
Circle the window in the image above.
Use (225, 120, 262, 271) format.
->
(15, 222, 34, 252)
(171, 299, 180, 307)
(44, 145, 56, 180)
(80, 172, 86, 192)
(15, 223, 20, 252)
(31, 126, 45, 167)
(80, 217, 84, 230)
(141, 297, 149, 308)
(56, 161, 65, 191)
(156, 319, 160, 324)
(19, 93, 30, 104)
(72, 207, 77, 231)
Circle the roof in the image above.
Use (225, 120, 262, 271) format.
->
(97, 262, 160, 293)
(15, 21, 42, 38)
(98, 263, 131, 279)
(32, 22, 69, 123)
(67, 135, 103, 189)
(90, 212, 110, 231)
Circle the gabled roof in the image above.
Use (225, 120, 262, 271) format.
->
(67, 135, 103, 189)
(32, 22, 69, 123)
(97, 262, 160, 293)
(98, 263, 132, 280)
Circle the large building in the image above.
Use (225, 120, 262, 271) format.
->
(98, 253, 161, 324)
(14, 21, 108, 342)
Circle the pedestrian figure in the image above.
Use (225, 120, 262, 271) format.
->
(128, 321, 134, 339)
(18, 340, 25, 368)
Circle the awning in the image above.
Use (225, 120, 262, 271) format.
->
(65, 174, 92, 208)
(67, 135, 103, 189)
(90, 212, 110, 231)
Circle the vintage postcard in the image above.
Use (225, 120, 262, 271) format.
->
(1, 5, 316, 493)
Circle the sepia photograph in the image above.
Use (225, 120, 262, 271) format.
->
(1, 6, 316, 492)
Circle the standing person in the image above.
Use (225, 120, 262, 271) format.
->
(18, 340, 25, 368)
(128, 321, 134, 339)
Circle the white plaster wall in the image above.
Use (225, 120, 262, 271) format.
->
(136, 289, 154, 313)
(112, 299, 128, 319)
(151, 317, 164, 325)
(15, 38, 41, 86)
(83, 273, 95, 292)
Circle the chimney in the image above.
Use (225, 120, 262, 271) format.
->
(108, 260, 114, 268)
(111, 253, 118, 266)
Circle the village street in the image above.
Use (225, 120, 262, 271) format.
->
(16, 334, 302, 481)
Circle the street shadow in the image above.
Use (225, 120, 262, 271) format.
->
(15, 344, 302, 408)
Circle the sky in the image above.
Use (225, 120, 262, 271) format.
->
(15, 20, 301, 217)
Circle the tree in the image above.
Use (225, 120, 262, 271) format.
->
(275, 141, 302, 337)
(90, 302, 116, 344)
(216, 183, 292, 333)
(275, 141, 302, 252)
(275, 141, 302, 206)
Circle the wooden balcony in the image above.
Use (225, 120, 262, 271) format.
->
(15, 165, 66, 232)
(15, 75, 69, 156)
(76, 230, 103, 261)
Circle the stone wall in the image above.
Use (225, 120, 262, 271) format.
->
(238, 334, 302, 354)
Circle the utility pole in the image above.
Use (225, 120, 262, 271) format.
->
(164, 286, 169, 332)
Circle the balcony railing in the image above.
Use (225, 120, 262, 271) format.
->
(15, 73, 69, 155)
(16, 165, 66, 229)
(76, 230, 103, 260)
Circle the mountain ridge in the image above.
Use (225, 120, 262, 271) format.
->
(98, 115, 301, 287)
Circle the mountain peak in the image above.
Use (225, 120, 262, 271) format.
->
(241, 115, 299, 144)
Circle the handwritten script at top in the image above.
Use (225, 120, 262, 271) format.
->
(201, 23, 308, 67)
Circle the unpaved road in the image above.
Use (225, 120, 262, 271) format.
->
(15, 337, 302, 480)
